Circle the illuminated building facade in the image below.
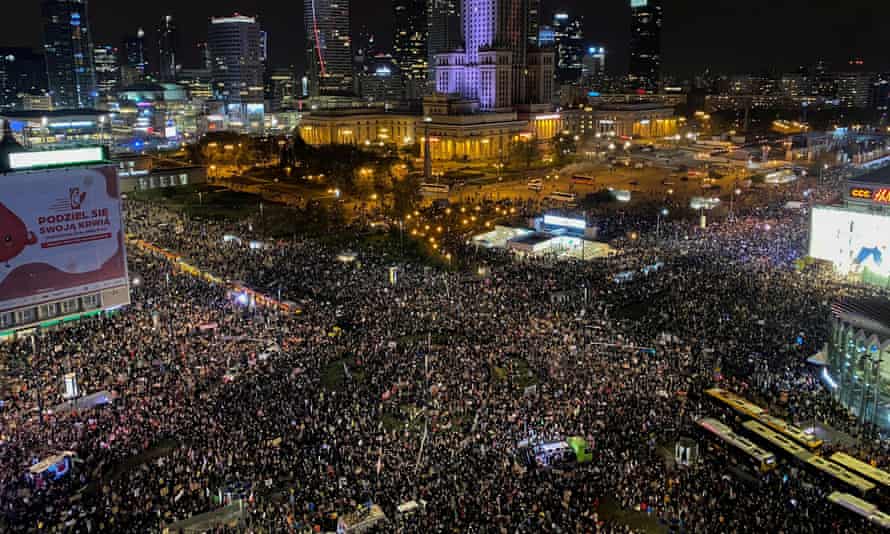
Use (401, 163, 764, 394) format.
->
(298, 108, 417, 146)
(591, 103, 676, 137)
(825, 298, 890, 434)
(42, 0, 97, 109)
(435, 0, 531, 110)
(304, 0, 354, 96)
(299, 94, 531, 161)
(0, 109, 109, 148)
(629, 0, 662, 92)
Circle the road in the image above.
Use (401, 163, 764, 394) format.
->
(442, 163, 751, 207)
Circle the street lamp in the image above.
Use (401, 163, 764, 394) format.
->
(730, 188, 741, 220)
(656, 208, 669, 241)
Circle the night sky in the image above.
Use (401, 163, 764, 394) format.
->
(4, 0, 890, 76)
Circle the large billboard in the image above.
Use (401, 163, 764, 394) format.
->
(810, 206, 890, 282)
(0, 165, 128, 313)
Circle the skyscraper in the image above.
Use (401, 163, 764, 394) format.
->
(121, 29, 147, 86)
(93, 45, 120, 103)
(463, 0, 528, 107)
(158, 15, 178, 81)
(629, 0, 662, 91)
(393, 0, 428, 99)
(267, 67, 299, 111)
(0, 48, 48, 109)
(552, 12, 585, 85)
(197, 42, 212, 71)
(427, 0, 460, 88)
(42, 0, 97, 109)
(304, 0, 353, 96)
(527, 0, 541, 47)
(582, 47, 606, 84)
(433, 0, 554, 109)
(208, 15, 265, 108)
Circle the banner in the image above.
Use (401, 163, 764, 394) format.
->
(0, 166, 128, 313)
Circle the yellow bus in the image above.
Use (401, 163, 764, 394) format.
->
(743, 421, 875, 496)
(756, 413, 823, 451)
(741, 420, 809, 460)
(827, 492, 890, 529)
(806, 455, 875, 496)
(705, 388, 822, 451)
(697, 418, 776, 474)
(830, 452, 890, 490)
(705, 388, 765, 419)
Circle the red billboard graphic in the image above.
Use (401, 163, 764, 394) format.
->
(0, 165, 128, 314)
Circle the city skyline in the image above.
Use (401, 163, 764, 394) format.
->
(5, 1, 890, 77)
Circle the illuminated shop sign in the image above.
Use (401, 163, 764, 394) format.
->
(848, 187, 890, 203)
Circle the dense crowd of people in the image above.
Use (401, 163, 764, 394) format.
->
(0, 168, 888, 533)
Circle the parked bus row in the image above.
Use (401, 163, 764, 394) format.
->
(742, 420, 878, 499)
(705, 388, 823, 450)
(696, 417, 776, 476)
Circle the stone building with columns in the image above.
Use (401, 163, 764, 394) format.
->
(590, 103, 677, 138)
(298, 109, 418, 147)
(825, 298, 890, 433)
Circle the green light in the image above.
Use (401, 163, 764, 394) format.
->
(8, 147, 105, 170)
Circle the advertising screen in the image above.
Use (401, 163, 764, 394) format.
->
(0, 165, 128, 313)
(810, 206, 890, 278)
(543, 215, 586, 230)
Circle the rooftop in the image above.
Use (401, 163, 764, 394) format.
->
(849, 166, 890, 186)
(831, 297, 890, 338)
(0, 109, 105, 119)
(509, 232, 554, 246)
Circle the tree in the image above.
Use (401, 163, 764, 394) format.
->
(552, 135, 577, 167)
(392, 173, 421, 216)
(510, 139, 540, 170)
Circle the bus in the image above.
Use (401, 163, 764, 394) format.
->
(827, 492, 890, 529)
(743, 421, 875, 496)
(756, 413, 823, 451)
(527, 178, 544, 192)
(706, 389, 822, 450)
(420, 183, 450, 196)
(741, 420, 809, 461)
(705, 388, 766, 419)
(546, 192, 577, 203)
(572, 175, 596, 186)
(706, 389, 818, 450)
(697, 418, 776, 474)
(806, 455, 875, 497)
(831, 452, 890, 493)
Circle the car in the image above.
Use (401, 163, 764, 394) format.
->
(628, 180, 639, 186)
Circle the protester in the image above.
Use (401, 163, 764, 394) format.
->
(0, 172, 884, 533)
